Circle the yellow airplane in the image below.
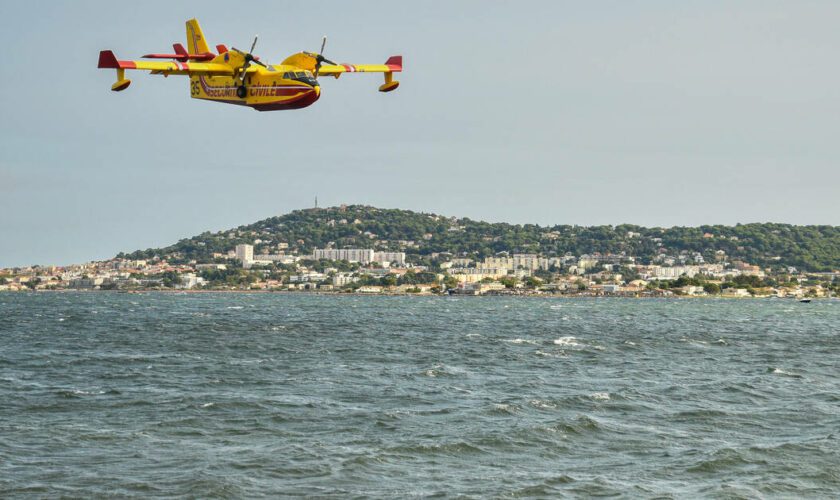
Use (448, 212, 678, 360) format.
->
(97, 19, 402, 111)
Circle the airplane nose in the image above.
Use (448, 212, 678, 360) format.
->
(314, 85, 320, 97)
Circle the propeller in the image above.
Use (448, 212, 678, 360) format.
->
(304, 36, 337, 79)
(231, 35, 266, 82)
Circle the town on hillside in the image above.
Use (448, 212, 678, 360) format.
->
(2, 245, 837, 298)
(2, 206, 838, 297)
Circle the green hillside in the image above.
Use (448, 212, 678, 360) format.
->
(120, 206, 840, 272)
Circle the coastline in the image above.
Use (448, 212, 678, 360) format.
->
(2, 288, 830, 300)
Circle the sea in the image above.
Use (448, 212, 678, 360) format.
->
(1, 293, 838, 498)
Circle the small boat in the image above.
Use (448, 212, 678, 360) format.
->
(799, 298, 812, 303)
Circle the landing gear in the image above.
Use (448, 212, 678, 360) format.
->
(236, 85, 247, 99)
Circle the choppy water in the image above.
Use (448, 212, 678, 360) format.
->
(1, 293, 839, 498)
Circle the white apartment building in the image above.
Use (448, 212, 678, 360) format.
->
(577, 257, 600, 272)
(236, 244, 293, 268)
(479, 257, 512, 271)
(332, 274, 359, 286)
(195, 264, 227, 271)
(178, 273, 205, 290)
(478, 254, 549, 272)
(513, 254, 550, 271)
(311, 248, 406, 266)
(373, 252, 406, 266)
(289, 272, 326, 283)
(642, 265, 701, 280)
(448, 267, 509, 283)
(255, 254, 298, 265)
(235, 244, 254, 268)
(313, 248, 375, 263)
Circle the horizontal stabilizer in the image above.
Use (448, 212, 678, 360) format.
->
(142, 52, 185, 60)
(142, 43, 215, 62)
(141, 53, 215, 61)
(97, 51, 235, 75)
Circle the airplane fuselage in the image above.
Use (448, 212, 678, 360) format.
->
(191, 66, 320, 111)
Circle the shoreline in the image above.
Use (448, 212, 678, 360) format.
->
(2, 289, 830, 300)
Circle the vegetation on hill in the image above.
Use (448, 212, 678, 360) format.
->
(119, 206, 840, 272)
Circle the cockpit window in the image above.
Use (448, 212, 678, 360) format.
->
(280, 70, 316, 82)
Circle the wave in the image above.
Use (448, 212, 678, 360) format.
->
(770, 367, 802, 378)
(505, 338, 539, 345)
(529, 399, 558, 410)
(56, 389, 116, 398)
(542, 415, 602, 436)
(535, 349, 567, 358)
(73, 389, 105, 395)
(490, 403, 520, 415)
(552, 336, 605, 351)
(422, 364, 467, 378)
(554, 336, 582, 347)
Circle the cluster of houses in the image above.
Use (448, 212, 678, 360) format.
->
(2, 244, 835, 298)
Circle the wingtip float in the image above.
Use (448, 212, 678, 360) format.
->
(97, 19, 402, 111)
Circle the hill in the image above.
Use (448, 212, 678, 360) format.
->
(119, 206, 840, 272)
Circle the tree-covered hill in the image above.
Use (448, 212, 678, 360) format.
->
(120, 206, 840, 272)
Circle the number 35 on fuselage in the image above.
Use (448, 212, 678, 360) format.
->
(97, 19, 402, 111)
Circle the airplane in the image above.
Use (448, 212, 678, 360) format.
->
(97, 19, 402, 111)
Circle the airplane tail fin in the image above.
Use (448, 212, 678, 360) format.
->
(173, 43, 189, 58)
(186, 19, 211, 54)
(385, 55, 403, 72)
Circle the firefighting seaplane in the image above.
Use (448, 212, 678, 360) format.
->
(97, 19, 402, 111)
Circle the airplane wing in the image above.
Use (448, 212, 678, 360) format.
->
(98, 50, 236, 76)
(317, 56, 402, 76)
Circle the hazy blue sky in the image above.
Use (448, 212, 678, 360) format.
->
(1, 1, 839, 267)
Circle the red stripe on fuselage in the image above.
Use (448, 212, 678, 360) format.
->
(196, 75, 315, 103)
(198, 75, 238, 98)
(247, 86, 312, 97)
(251, 89, 320, 111)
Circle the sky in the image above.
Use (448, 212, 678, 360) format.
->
(1, 1, 839, 267)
